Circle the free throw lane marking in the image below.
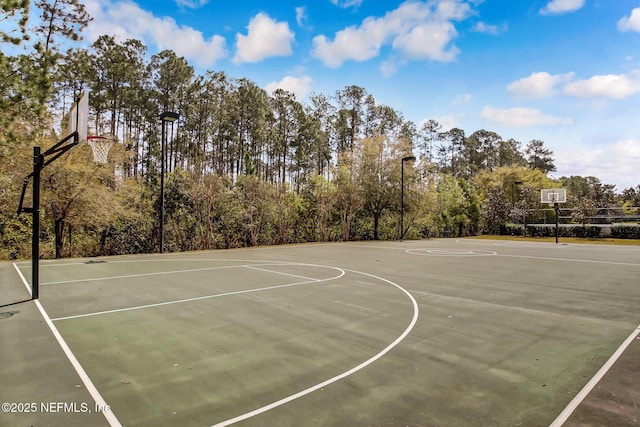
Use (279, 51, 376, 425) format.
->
(41, 264, 250, 286)
(52, 266, 345, 321)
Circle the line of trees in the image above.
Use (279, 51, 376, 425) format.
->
(2, 2, 639, 259)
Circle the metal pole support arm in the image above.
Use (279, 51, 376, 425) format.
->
(15, 132, 78, 300)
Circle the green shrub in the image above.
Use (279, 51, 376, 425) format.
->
(611, 224, 640, 239)
(501, 224, 524, 236)
(526, 225, 554, 237)
(523, 225, 602, 238)
(568, 226, 601, 238)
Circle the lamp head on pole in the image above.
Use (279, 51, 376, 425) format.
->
(160, 111, 179, 123)
(402, 155, 416, 162)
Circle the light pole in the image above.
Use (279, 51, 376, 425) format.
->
(400, 155, 416, 241)
(159, 111, 179, 253)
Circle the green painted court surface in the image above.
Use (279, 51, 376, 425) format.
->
(1, 239, 639, 427)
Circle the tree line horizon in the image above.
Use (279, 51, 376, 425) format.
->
(2, 1, 639, 260)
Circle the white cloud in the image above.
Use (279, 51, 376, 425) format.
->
(265, 76, 313, 101)
(472, 21, 506, 35)
(508, 71, 575, 99)
(312, 27, 382, 68)
(175, 0, 208, 9)
(233, 13, 295, 64)
(555, 139, 640, 189)
(481, 106, 572, 127)
(296, 7, 307, 27)
(393, 21, 460, 61)
(434, 0, 474, 20)
(508, 70, 640, 100)
(540, 0, 585, 16)
(433, 114, 459, 132)
(83, 0, 226, 68)
(311, 0, 472, 68)
(618, 8, 640, 32)
(563, 71, 640, 99)
(330, 0, 363, 9)
(452, 93, 472, 105)
(380, 58, 399, 77)
(311, 16, 387, 67)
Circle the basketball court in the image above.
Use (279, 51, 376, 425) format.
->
(1, 239, 639, 426)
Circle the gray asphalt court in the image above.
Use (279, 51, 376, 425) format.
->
(1, 238, 639, 427)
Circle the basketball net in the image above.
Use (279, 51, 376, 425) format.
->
(87, 136, 114, 164)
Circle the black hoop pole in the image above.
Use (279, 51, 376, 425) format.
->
(31, 147, 43, 299)
(554, 202, 560, 244)
(17, 133, 78, 300)
(160, 120, 166, 253)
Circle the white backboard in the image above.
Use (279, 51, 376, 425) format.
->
(68, 90, 89, 144)
(540, 188, 566, 204)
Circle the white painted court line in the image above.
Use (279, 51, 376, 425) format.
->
(549, 323, 640, 427)
(12, 263, 122, 427)
(14, 261, 100, 268)
(458, 238, 640, 250)
(40, 260, 305, 286)
(41, 264, 249, 286)
(406, 248, 497, 257)
(12, 262, 32, 296)
(498, 254, 640, 267)
(24, 257, 281, 269)
(244, 265, 321, 282)
(408, 289, 630, 327)
(331, 243, 412, 250)
(210, 268, 419, 427)
(456, 239, 569, 248)
(51, 267, 345, 321)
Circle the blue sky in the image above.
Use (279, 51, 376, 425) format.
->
(77, 0, 640, 190)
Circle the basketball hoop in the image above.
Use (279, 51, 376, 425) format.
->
(87, 135, 115, 164)
(541, 188, 567, 244)
(541, 188, 566, 206)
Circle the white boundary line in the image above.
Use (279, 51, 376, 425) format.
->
(499, 254, 640, 267)
(549, 323, 640, 427)
(43, 259, 418, 425)
(18, 249, 637, 426)
(23, 246, 636, 301)
(13, 262, 32, 296)
(12, 263, 122, 427)
(52, 266, 345, 321)
(210, 267, 419, 427)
